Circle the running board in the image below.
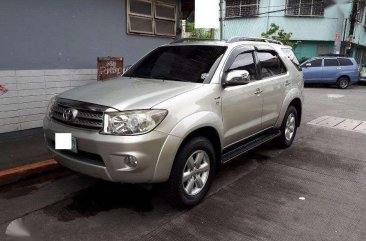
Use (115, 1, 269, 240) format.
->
(221, 130, 281, 164)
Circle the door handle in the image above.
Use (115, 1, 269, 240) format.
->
(285, 81, 291, 87)
(254, 88, 263, 95)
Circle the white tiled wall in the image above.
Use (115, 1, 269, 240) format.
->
(0, 69, 97, 133)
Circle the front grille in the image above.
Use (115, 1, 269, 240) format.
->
(51, 98, 109, 130)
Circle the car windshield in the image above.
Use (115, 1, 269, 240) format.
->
(124, 45, 227, 83)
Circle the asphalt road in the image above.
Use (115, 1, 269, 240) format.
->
(1, 85, 366, 241)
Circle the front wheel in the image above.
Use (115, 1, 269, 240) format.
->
(337, 77, 350, 89)
(277, 106, 298, 148)
(160, 136, 216, 208)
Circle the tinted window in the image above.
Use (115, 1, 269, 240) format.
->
(257, 51, 286, 78)
(308, 59, 322, 67)
(324, 59, 339, 67)
(124, 45, 227, 83)
(229, 52, 257, 80)
(338, 58, 353, 66)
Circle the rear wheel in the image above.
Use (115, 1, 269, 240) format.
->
(277, 106, 298, 148)
(160, 136, 216, 208)
(337, 77, 350, 89)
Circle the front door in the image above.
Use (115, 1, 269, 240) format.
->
(302, 58, 323, 82)
(221, 51, 263, 147)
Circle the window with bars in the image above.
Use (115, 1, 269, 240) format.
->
(127, 0, 176, 37)
(286, 0, 324, 16)
(356, 1, 365, 23)
(225, 0, 260, 18)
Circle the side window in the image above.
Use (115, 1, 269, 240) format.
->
(338, 58, 353, 66)
(228, 52, 257, 80)
(257, 51, 287, 78)
(324, 59, 339, 67)
(308, 59, 322, 67)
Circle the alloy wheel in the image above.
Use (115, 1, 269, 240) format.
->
(285, 113, 296, 141)
(182, 150, 210, 196)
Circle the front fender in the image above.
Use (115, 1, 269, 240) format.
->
(152, 111, 224, 182)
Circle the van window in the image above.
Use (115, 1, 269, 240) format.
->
(308, 59, 322, 67)
(324, 59, 339, 67)
(257, 51, 287, 78)
(337, 58, 353, 66)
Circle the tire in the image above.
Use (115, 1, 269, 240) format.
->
(160, 136, 216, 208)
(337, 77, 350, 89)
(277, 105, 298, 148)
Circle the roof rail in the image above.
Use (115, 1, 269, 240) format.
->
(227, 37, 284, 45)
(318, 54, 346, 57)
(170, 38, 220, 44)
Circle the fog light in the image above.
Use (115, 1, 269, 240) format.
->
(124, 155, 138, 169)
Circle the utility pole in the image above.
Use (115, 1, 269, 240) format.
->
(219, 0, 224, 40)
(347, 1, 358, 56)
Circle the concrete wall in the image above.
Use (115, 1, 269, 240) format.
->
(0, 0, 171, 70)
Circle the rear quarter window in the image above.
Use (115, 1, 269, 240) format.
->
(337, 58, 353, 66)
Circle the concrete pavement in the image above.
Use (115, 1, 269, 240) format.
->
(1, 85, 366, 241)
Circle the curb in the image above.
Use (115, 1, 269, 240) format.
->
(0, 159, 61, 187)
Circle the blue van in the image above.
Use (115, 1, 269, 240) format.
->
(300, 56, 359, 89)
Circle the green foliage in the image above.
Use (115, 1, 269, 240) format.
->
(186, 22, 212, 39)
(261, 23, 301, 49)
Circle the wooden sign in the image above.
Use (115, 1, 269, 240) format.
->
(97, 57, 124, 80)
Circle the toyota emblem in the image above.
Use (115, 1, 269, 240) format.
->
(62, 108, 78, 121)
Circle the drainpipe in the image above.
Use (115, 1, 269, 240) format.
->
(266, 0, 271, 31)
(219, 0, 224, 40)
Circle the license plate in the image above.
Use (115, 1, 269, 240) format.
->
(71, 136, 78, 153)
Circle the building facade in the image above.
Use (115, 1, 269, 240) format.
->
(223, 0, 366, 63)
(0, 0, 189, 134)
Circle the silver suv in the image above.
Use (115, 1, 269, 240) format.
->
(43, 38, 304, 207)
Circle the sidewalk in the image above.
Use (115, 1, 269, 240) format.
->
(0, 128, 50, 171)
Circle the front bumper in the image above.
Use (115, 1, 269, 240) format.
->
(43, 117, 182, 183)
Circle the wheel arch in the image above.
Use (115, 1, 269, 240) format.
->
(177, 126, 222, 169)
(289, 98, 302, 127)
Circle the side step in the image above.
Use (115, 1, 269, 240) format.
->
(222, 130, 281, 164)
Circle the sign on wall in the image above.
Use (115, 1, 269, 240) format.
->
(97, 57, 124, 80)
(0, 85, 8, 96)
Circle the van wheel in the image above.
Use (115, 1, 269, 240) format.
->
(277, 106, 298, 148)
(160, 136, 216, 208)
(337, 77, 350, 89)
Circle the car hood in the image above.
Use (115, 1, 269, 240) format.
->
(58, 77, 203, 110)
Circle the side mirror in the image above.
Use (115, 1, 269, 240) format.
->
(224, 70, 251, 86)
(305, 63, 311, 68)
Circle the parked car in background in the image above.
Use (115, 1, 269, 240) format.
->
(300, 56, 359, 89)
(360, 65, 366, 83)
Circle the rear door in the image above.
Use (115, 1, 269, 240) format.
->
(302, 58, 323, 82)
(256, 50, 288, 129)
(322, 58, 340, 82)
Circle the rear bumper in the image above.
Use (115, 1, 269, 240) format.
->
(43, 117, 182, 183)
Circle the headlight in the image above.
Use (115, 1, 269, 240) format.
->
(102, 110, 168, 135)
(46, 96, 57, 119)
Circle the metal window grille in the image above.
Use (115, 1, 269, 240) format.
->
(127, 0, 176, 37)
(286, 0, 324, 16)
(226, 0, 260, 18)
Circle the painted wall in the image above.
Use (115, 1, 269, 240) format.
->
(224, 0, 352, 42)
(294, 41, 334, 61)
(0, 0, 172, 70)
